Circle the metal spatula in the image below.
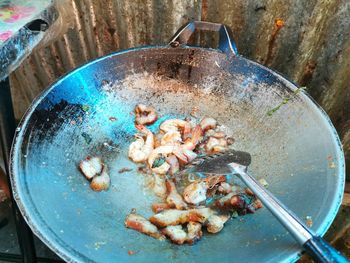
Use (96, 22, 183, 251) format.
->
(181, 150, 348, 263)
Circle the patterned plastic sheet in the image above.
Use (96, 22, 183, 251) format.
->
(0, 0, 57, 80)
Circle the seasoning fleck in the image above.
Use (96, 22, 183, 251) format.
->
(258, 178, 269, 188)
(329, 162, 336, 168)
(306, 216, 313, 227)
(82, 105, 90, 112)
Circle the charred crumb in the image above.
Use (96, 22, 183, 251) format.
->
(137, 166, 148, 174)
(226, 137, 235, 145)
(118, 168, 133, 173)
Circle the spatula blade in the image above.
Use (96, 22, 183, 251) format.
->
(187, 150, 252, 175)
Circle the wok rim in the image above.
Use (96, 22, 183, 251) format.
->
(9, 45, 345, 263)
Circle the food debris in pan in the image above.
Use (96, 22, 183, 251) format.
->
(266, 86, 306, 116)
(118, 167, 133, 173)
(306, 216, 313, 227)
(123, 104, 263, 245)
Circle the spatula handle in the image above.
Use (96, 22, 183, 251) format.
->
(228, 164, 348, 263)
(303, 236, 349, 263)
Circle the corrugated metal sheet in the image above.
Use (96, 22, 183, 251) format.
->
(9, 0, 350, 181)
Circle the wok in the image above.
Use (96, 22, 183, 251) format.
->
(10, 21, 345, 262)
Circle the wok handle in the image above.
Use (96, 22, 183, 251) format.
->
(228, 163, 349, 263)
(169, 21, 238, 56)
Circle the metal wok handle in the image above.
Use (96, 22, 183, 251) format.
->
(228, 163, 349, 263)
(169, 21, 238, 56)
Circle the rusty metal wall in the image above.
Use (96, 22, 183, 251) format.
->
(10, 0, 350, 182)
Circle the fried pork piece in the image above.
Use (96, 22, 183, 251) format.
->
(153, 174, 167, 198)
(200, 117, 217, 132)
(215, 193, 263, 214)
(183, 175, 226, 205)
(205, 137, 228, 153)
(253, 199, 263, 209)
(183, 180, 207, 205)
(165, 155, 179, 175)
(125, 213, 164, 240)
(161, 225, 187, 245)
(166, 180, 188, 210)
(150, 209, 188, 228)
(217, 182, 232, 195)
(150, 208, 215, 228)
(215, 192, 235, 207)
(206, 214, 230, 233)
(79, 156, 103, 180)
(189, 207, 216, 223)
(151, 203, 175, 213)
(186, 222, 203, 245)
(135, 104, 158, 125)
(90, 165, 111, 191)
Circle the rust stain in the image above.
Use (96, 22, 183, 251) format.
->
(264, 18, 285, 66)
(299, 61, 317, 86)
(201, 0, 208, 21)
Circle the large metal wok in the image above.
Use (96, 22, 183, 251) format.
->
(10, 22, 345, 262)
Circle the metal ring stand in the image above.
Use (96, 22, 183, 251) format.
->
(0, 78, 64, 263)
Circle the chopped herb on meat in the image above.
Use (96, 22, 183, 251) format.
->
(152, 156, 166, 168)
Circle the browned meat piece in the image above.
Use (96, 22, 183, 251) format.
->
(189, 208, 216, 223)
(245, 187, 254, 196)
(150, 209, 189, 228)
(153, 174, 167, 198)
(183, 175, 226, 205)
(165, 155, 179, 175)
(90, 165, 110, 191)
(212, 131, 226, 139)
(206, 214, 230, 233)
(166, 180, 188, 210)
(215, 193, 263, 215)
(217, 182, 232, 195)
(151, 203, 175, 213)
(150, 208, 215, 228)
(161, 225, 187, 245)
(183, 181, 208, 205)
(186, 222, 203, 245)
(135, 104, 158, 125)
(79, 156, 103, 180)
(200, 117, 217, 132)
(215, 192, 235, 208)
(125, 213, 164, 240)
(253, 199, 263, 209)
(205, 137, 228, 153)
